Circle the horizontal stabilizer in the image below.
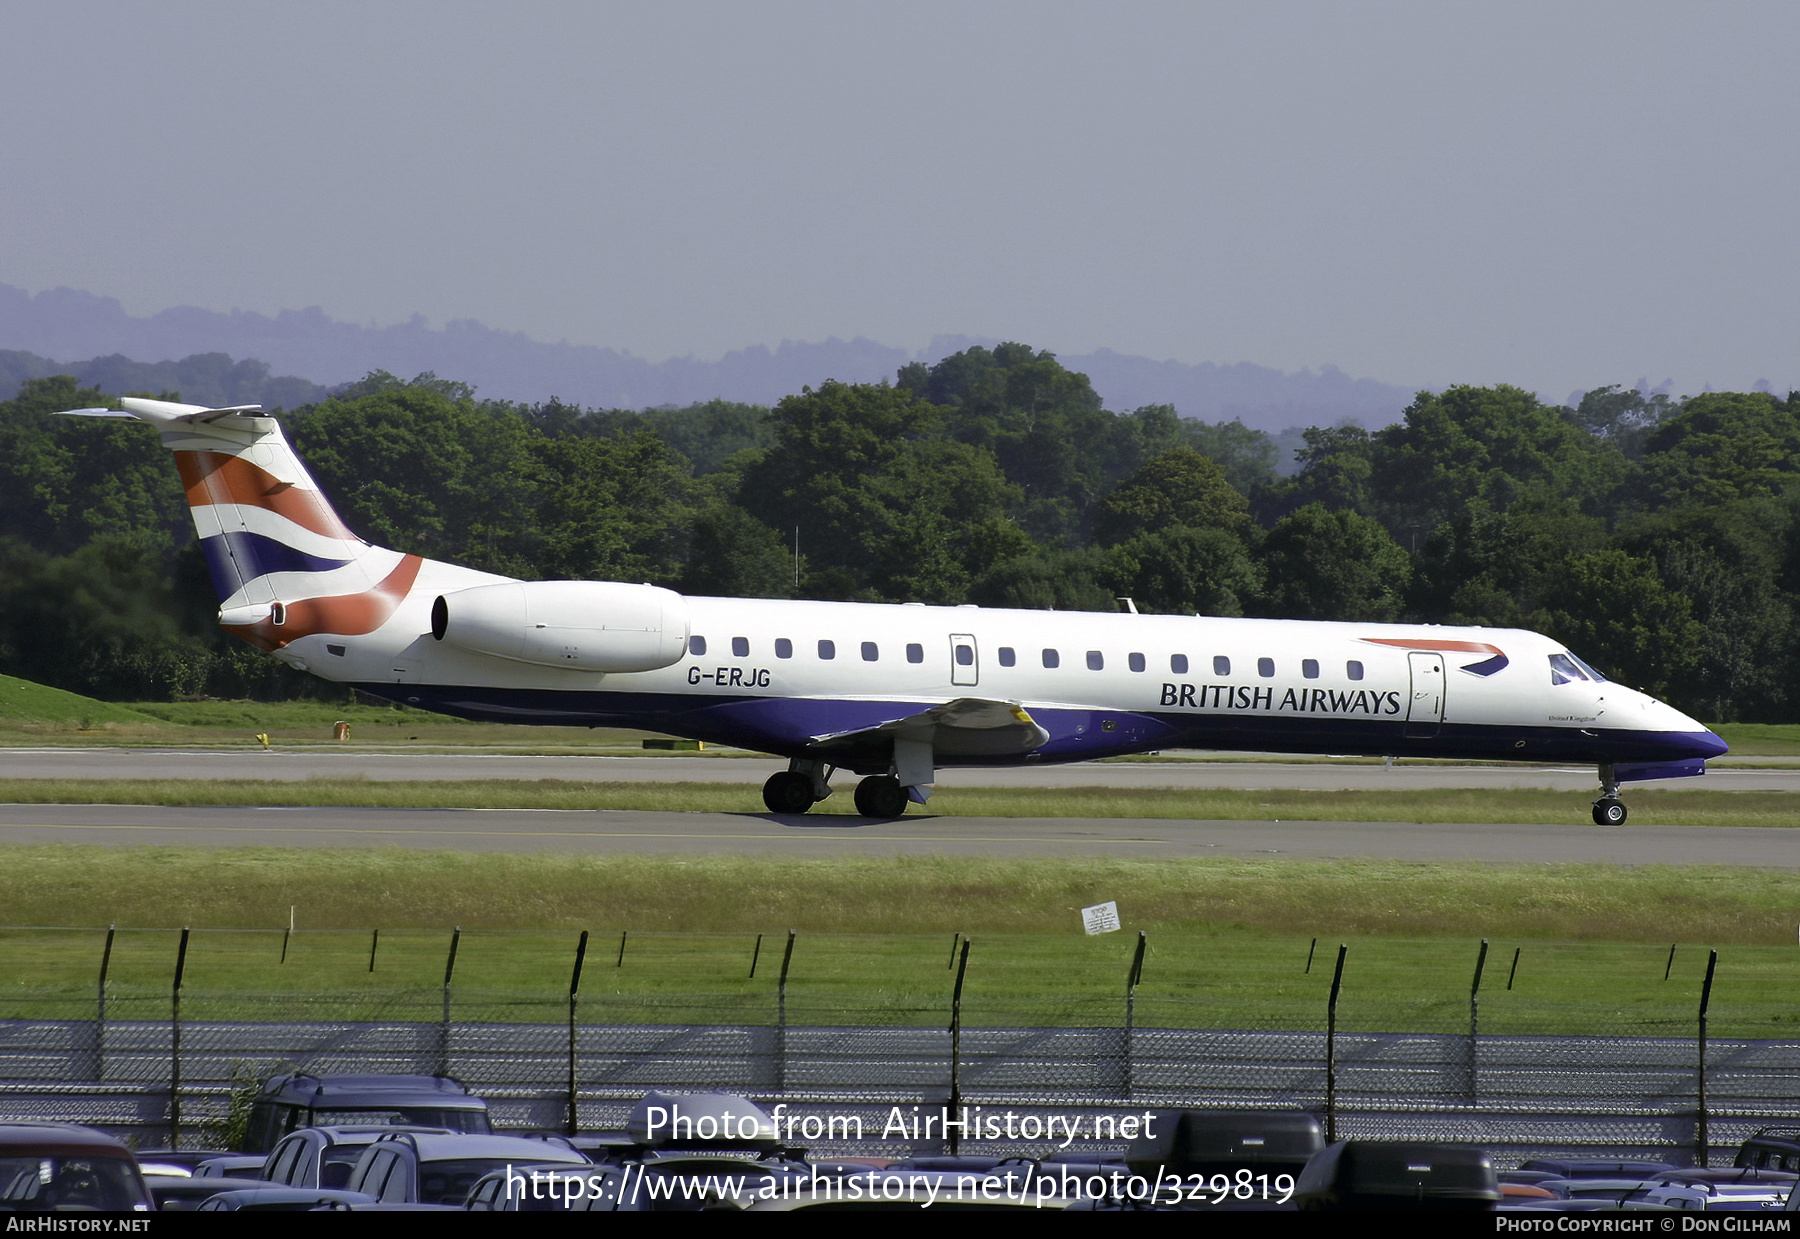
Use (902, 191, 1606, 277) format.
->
(59, 398, 265, 425)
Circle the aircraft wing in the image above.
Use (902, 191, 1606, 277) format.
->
(805, 697, 1050, 764)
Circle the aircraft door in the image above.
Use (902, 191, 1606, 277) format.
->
(950, 634, 979, 687)
(1405, 651, 1445, 739)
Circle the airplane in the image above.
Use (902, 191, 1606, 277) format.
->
(62, 397, 1727, 826)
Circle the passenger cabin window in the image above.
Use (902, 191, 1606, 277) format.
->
(955, 644, 974, 666)
(998, 647, 1016, 667)
(1129, 652, 1145, 672)
(1302, 659, 1319, 679)
(1087, 651, 1104, 671)
(1042, 648, 1060, 669)
(1213, 656, 1230, 676)
(1258, 657, 1275, 678)
(689, 636, 706, 656)
(862, 641, 879, 662)
(818, 640, 836, 660)
(907, 643, 924, 664)
(775, 639, 793, 659)
(1171, 654, 1188, 674)
(1347, 660, 1364, 681)
(732, 637, 749, 657)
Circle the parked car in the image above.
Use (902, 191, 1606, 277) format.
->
(1736, 1127, 1800, 1174)
(241, 1073, 491, 1153)
(343, 1131, 587, 1205)
(0, 1122, 153, 1213)
(1293, 1141, 1500, 1211)
(260, 1125, 457, 1190)
(144, 1173, 281, 1211)
(193, 1187, 376, 1211)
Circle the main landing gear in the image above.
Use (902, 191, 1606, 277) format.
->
(1592, 763, 1627, 826)
(760, 759, 919, 819)
(852, 775, 908, 819)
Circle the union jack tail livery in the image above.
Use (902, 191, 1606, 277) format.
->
(62, 398, 488, 653)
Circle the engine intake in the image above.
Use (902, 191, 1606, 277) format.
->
(431, 580, 690, 673)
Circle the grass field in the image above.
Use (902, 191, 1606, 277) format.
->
(1, 676, 1795, 1033)
(0, 846, 1796, 1034)
(0, 776, 1792, 830)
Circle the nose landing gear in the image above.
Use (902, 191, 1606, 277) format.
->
(1592, 764, 1627, 826)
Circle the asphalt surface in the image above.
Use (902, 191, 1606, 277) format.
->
(0, 748, 1791, 864)
(5, 747, 1799, 790)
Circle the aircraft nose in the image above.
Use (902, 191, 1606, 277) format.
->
(1691, 726, 1729, 760)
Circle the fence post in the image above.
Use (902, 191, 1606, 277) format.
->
(170, 928, 190, 1148)
(776, 931, 796, 1095)
(1325, 944, 1346, 1144)
(749, 933, 762, 979)
(568, 930, 588, 1135)
(440, 927, 460, 1077)
(1696, 949, 1717, 1167)
(1467, 938, 1488, 1103)
(947, 937, 971, 1155)
(368, 928, 379, 973)
(1122, 931, 1146, 1099)
(94, 925, 115, 1080)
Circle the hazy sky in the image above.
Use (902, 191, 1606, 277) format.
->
(6, 1, 1796, 403)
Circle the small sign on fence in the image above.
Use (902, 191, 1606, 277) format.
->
(1081, 901, 1120, 935)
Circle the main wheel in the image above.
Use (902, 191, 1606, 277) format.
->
(1592, 798, 1627, 826)
(762, 771, 816, 814)
(853, 775, 909, 818)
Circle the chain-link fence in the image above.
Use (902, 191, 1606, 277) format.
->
(1, 928, 1794, 1164)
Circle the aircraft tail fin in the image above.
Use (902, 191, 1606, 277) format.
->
(61, 397, 423, 651)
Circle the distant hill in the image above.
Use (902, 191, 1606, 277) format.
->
(1, 348, 329, 410)
(1, 283, 1416, 430)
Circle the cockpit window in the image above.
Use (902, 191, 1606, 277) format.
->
(1549, 653, 1607, 685)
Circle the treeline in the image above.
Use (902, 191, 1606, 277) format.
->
(2, 345, 1797, 721)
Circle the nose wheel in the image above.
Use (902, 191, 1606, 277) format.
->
(1592, 763, 1626, 826)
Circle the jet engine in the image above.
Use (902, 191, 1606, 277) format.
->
(430, 580, 690, 673)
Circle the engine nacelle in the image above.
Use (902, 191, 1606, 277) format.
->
(430, 580, 690, 673)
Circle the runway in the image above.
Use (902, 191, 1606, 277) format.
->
(0, 748, 1790, 865)
(4, 747, 1798, 791)
(0, 802, 1791, 866)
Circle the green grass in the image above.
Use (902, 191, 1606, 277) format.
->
(1710, 723, 1800, 757)
(5, 919, 1795, 1036)
(0, 846, 1794, 940)
(0, 776, 1792, 828)
(1, 847, 1795, 1033)
(0, 675, 163, 730)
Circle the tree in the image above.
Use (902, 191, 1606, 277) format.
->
(527, 432, 695, 584)
(1536, 549, 1703, 702)
(1181, 417, 1280, 498)
(289, 380, 538, 574)
(1635, 391, 1800, 509)
(1100, 525, 1263, 617)
(1091, 448, 1250, 548)
(1369, 385, 1627, 541)
(742, 381, 939, 547)
(1568, 384, 1679, 459)
(1260, 504, 1411, 621)
(1409, 498, 1606, 628)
